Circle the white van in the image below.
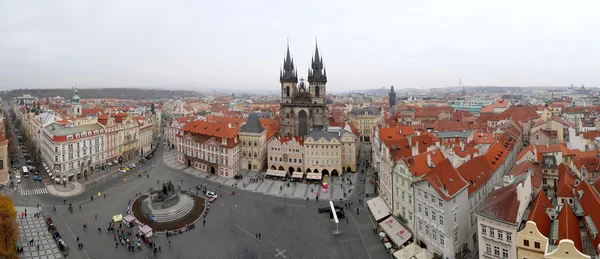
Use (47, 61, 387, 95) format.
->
(15, 172, 21, 183)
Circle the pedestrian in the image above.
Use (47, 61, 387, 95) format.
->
(77, 237, 79, 242)
(79, 205, 81, 211)
(116, 242, 118, 248)
(95, 214, 97, 220)
(158, 246, 161, 252)
(169, 241, 171, 247)
(346, 218, 349, 225)
(357, 208, 359, 215)
(37, 244, 39, 250)
(255, 232, 258, 238)
(258, 233, 261, 239)
(98, 227, 101, 233)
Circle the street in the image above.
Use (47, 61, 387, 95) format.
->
(8, 141, 389, 259)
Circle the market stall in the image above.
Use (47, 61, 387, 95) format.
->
(123, 215, 136, 227)
(306, 173, 322, 184)
(290, 172, 304, 182)
(138, 225, 153, 242)
(393, 242, 433, 259)
(112, 214, 123, 223)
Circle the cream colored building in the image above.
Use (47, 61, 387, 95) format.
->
(348, 107, 383, 142)
(176, 120, 241, 178)
(267, 136, 304, 175)
(240, 113, 268, 172)
(137, 116, 154, 156)
(304, 127, 357, 177)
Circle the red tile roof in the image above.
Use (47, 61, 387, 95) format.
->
(419, 159, 468, 201)
(556, 168, 575, 198)
(527, 191, 553, 238)
(495, 99, 510, 108)
(81, 108, 103, 116)
(410, 133, 437, 154)
(477, 184, 520, 223)
(180, 120, 238, 139)
(404, 148, 445, 177)
(577, 181, 600, 252)
(278, 136, 304, 146)
(509, 161, 543, 191)
(581, 130, 600, 140)
(556, 203, 583, 252)
(382, 138, 412, 162)
(457, 158, 492, 196)
(474, 141, 509, 172)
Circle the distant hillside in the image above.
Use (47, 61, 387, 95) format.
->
(0, 88, 200, 100)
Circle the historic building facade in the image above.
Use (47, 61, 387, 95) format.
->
(239, 113, 268, 172)
(278, 43, 328, 137)
(176, 120, 241, 178)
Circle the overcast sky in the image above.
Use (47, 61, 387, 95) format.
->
(0, 1, 598, 92)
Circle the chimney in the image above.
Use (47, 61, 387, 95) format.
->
(427, 153, 433, 168)
(412, 140, 419, 156)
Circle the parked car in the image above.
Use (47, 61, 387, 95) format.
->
(139, 158, 147, 163)
(118, 168, 126, 173)
(19, 155, 23, 159)
(205, 191, 218, 198)
(123, 167, 130, 171)
(33, 175, 42, 182)
(129, 163, 136, 168)
(108, 162, 113, 166)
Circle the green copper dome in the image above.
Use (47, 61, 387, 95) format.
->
(72, 89, 80, 103)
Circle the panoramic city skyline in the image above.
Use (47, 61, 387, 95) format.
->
(1, 0, 599, 91)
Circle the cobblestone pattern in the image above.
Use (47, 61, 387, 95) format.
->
(16, 214, 64, 259)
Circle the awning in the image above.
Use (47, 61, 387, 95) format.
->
(112, 214, 123, 222)
(68, 173, 75, 177)
(306, 173, 322, 180)
(291, 172, 304, 178)
(123, 215, 136, 223)
(367, 197, 392, 222)
(394, 242, 421, 259)
(266, 169, 287, 177)
(54, 177, 60, 182)
(379, 216, 412, 247)
(138, 225, 153, 235)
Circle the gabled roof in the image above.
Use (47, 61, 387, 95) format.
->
(382, 138, 412, 162)
(556, 168, 575, 198)
(509, 161, 543, 191)
(580, 130, 600, 140)
(475, 141, 509, 172)
(278, 136, 304, 146)
(404, 149, 445, 177)
(556, 204, 583, 253)
(576, 181, 600, 251)
(477, 184, 520, 224)
(527, 191, 553, 238)
(240, 113, 265, 133)
(573, 156, 600, 173)
(457, 158, 492, 196)
(419, 159, 468, 201)
(180, 120, 238, 139)
(409, 133, 437, 153)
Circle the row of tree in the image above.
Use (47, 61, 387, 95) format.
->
(0, 195, 18, 259)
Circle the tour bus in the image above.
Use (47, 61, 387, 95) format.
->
(22, 166, 29, 178)
(15, 172, 21, 183)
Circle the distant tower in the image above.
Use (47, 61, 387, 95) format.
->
(389, 85, 397, 107)
(71, 88, 82, 116)
(460, 77, 466, 96)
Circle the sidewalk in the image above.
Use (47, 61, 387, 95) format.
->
(163, 150, 358, 201)
(46, 182, 84, 197)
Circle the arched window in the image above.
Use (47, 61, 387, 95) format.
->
(285, 86, 290, 97)
(315, 85, 320, 96)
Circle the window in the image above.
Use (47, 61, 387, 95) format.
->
(494, 246, 500, 256)
(432, 229, 437, 241)
(439, 217, 444, 225)
(534, 242, 540, 249)
(482, 225, 487, 234)
(498, 231, 503, 240)
(418, 204, 422, 213)
(424, 193, 428, 200)
(431, 211, 436, 221)
(454, 232, 458, 243)
(425, 225, 429, 235)
(523, 239, 529, 247)
(490, 228, 495, 237)
(502, 248, 508, 258)
(453, 212, 457, 223)
(431, 196, 435, 203)
(506, 232, 512, 242)
(419, 220, 423, 230)
(425, 208, 429, 217)
(440, 236, 444, 245)
(439, 198, 443, 207)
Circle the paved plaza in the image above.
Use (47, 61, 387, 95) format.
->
(15, 207, 64, 259)
(8, 143, 387, 259)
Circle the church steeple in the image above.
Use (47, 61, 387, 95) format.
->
(280, 39, 298, 83)
(308, 40, 327, 83)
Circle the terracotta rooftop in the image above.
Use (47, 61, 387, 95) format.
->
(382, 138, 412, 162)
(556, 167, 576, 198)
(576, 181, 600, 251)
(278, 136, 304, 146)
(404, 148, 445, 177)
(477, 184, 520, 223)
(457, 158, 492, 196)
(508, 161, 543, 191)
(527, 191, 553, 238)
(556, 204, 583, 253)
(419, 159, 468, 201)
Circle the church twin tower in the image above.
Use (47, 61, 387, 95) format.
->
(279, 41, 328, 137)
